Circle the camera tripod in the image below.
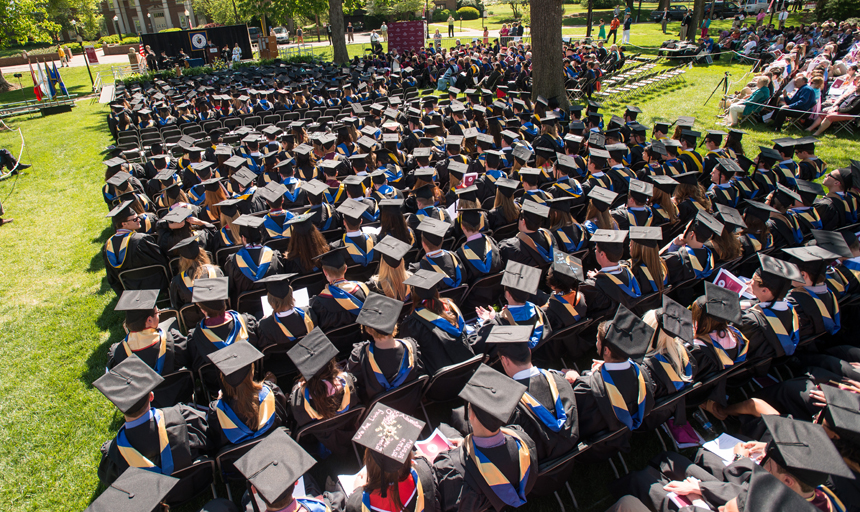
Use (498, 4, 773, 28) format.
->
(705, 71, 730, 106)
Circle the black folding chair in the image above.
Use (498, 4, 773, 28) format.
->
(215, 432, 271, 501)
(295, 407, 366, 466)
(325, 323, 363, 358)
(164, 457, 217, 507)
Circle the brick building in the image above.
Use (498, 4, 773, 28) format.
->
(101, 0, 208, 35)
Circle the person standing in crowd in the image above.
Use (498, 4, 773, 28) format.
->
(661, 7, 669, 34)
(622, 13, 632, 44)
(448, 15, 455, 38)
(779, 6, 789, 29)
(231, 42, 241, 65)
(326, 23, 333, 44)
(680, 10, 692, 41)
(608, 16, 620, 44)
(348, 21, 355, 42)
(380, 21, 388, 42)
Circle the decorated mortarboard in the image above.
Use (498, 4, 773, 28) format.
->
(604, 304, 654, 361)
(659, 295, 694, 342)
(698, 281, 742, 324)
(84, 467, 178, 512)
(233, 429, 317, 506)
(352, 403, 425, 473)
(356, 293, 403, 334)
(811, 230, 852, 259)
(208, 340, 264, 387)
(552, 250, 584, 282)
(588, 187, 618, 212)
(628, 179, 653, 202)
(287, 327, 339, 381)
(501, 261, 541, 295)
(762, 415, 854, 487)
(714, 204, 746, 229)
(458, 364, 526, 431)
(256, 273, 299, 300)
(629, 226, 663, 248)
(93, 355, 164, 415)
(337, 198, 369, 221)
(591, 228, 627, 246)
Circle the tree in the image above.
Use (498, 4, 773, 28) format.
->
(366, 0, 423, 20)
(197, 0, 245, 26)
(46, 0, 102, 40)
(0, 0, 60, 92)
(237, 0, 291, 31)
(586, 0, 593, 36)
(328, 0, 348, 64)
(500, 0, 529, 19)
(691, 0, 704, 41)
(530, 0, 567, 109)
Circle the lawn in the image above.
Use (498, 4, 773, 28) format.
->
(1, 64, 114, 105)
(0, 56, 858, 512)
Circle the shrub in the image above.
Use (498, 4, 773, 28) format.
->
(593, 0, 621, 8)
(98, 34, 120, 45)
(432, 8, 451, 22)
(159, 27, 182, 33)
(818, 0, 860, 21)
(457, 6, 480, 20)
(120, 36, 140, 44)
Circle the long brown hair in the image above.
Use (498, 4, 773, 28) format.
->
(380, 209, 414, 246)
(178, 248, 213, 275)
(493, 193, 520, 224)
(549, 208, 576, 230)
(376, 259, 411, 301)
(674, 183, 711, 212)
(363, 449, 414, 512)
(651, 187, 678, 223)
(691, 300, 728, 343)
(708, 229, 742, 261)
(630, 241, 665, 292)
(411, 292, 457, 326)
(296, 359, 344, 419)
(204, 187, 228, 220)
(412, 179, 444, 205)
(220, 371, 265, 430)
(585, 201, 618, 230)
(741, 213, 770, 238)
(286, 226, 329, 273)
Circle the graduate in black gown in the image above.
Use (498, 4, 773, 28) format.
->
(329, 198, 379, 271)
(662, 211, 723, 287)
(611, 179, 655, 231)
(433, 364, 539, 512)
(707, 158, 742, 209)
(309, 247, 371, 333)
(254, 273, 317, 353)
(783, 245, 843, 339)
(566, 305, 655, 462)
(486, 325, 580, 462)
(409, 217, 464, 290)
(102, 200, 169, 294)
(94, 356, 209, 487)
(542, 251, 588, 332)
(205, 341, 289, 451)
(156, 205, 216, 261)
(346, 404, 441, 512)
(257, 182, 294, 243)
(168, 236, 224, 311)
(288, 328, 362, 459)
(456, 208, 504, 286)
(223, 215, 284, 311)
(86, 467, 180, 512)
(498, 200, 556, 271)
(580, 229, 643, 319)
(345, 293, 424, 403)
(302, 179, 341, 232)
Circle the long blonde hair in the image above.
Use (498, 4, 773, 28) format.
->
(630, 241, 665, 292)
(585, 201, 618, 230)
(494, 193, 521, 224)
(642, 310, 689, 379)
(652, 187, 679, 223)
(178, 249, 213, 276)
(376, 259, 411, 301)
(220, 371, 265, 430)
(220, 210, 241, 241)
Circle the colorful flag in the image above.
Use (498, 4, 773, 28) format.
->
(44, 61, 57, 99)
(52, 62, 68, 96)
(28, 60, 42, 101)
(36, 63, 50, 100)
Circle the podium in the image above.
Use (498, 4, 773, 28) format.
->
(259, 36, 278, 59)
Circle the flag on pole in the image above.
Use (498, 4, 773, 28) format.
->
(44, 60, 57, 99)
(28, 60, 42, 101)
(52, 62, 68, 96)
(36, 62, 51, 100)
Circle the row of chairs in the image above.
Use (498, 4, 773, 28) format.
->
(596, 65, 688, 105)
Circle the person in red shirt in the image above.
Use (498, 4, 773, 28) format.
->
(608, 16, 621, 44)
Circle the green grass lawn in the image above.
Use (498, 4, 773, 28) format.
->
(0, 57, 858, 512)
(2, 64, 114, 105)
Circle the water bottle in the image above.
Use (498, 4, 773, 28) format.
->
(692, 410, 718, 439)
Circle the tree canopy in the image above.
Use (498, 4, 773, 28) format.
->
(0, 0, 61, 47)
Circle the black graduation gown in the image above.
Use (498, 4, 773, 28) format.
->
(739, 303, 798, 361)
(486, 207, 517, 232)
(97, 404, 209, 487)
(543, 291, 587, 331)
(456, 235, 504, 285)
(205, 381, 289, 452)
(409, 251, 463, 291)
(168, 264, 224, 310)
(407, 206, 452, 231)
(707, 184, 740, 209)
(224, 246, 284, 308)
(815, 193, 857, 232)
(676, 198, 709, 227)
(289, 373, 361, 458)
(572, 361, 655, 461)
(309, 280, 370, 333)
(498, 229, 556, 270)
(400, 306, 475, 376)
(767, 213, 803, 249)
(187, 312, 260, 375)
(510, 369, 580, 461)
(330, 233, 380, 268)
(551, 223, 589, 254)
(579, 266, 642, 319)
(641, 345, 697, 428)
(156, 223, 215, 260)
(475, 304, 553, 354)
(344, 457, 442, 512)
(611, 205, 654, 231)
(307, 203, 340, 232)
(786, 285, 840, 340)
(255, 307, 318, 351)
(345, 338, 424, 403)
(260, 210, 292, 243)
(102, 231, 169, 295)
(797, 157, 826, 182)
(663, 246, 714, 286)
(432, 425, 539, 512)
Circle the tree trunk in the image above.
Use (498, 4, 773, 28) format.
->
(531, 0, 567, 108)
(692, 0, 705, 40)
(586, 0, 593, 37)
(329, 0, 349, 64)
(0, 72, 17, 93)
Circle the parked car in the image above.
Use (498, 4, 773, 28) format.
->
(741, 0, 769, 14)
(248, 26, 261, 40)
(704, 2, 742, 19)
(650, 5, 689, 22)
(272, 26, 289, 43)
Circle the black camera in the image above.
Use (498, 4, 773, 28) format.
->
(13, 73, 22, 78)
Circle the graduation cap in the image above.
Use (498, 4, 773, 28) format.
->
(629, 226, 663, 248)
(403, 269, 445, 300)
(301, 179, 329, 198)
(628, 179, 653, 203)
(652, 120, 670, 133)
(774, 184, 801, 207)
(512, 145, 533, 164)
(811, 230, 852, 259)
(795, 179, 825, 203)
(603, 304, 654, 362)
(162, 207, 194, 225)
(501, 261, 541, 296)
(689, 211, 724, 241)
(648, 140, 668, 157)
(757, 253, 803, 295)
(286, 327, 339, 381)
(772, 137, 797, 156)
(715, 158, 742, 177)
(259, 183, 288, 205)
(84, 467, 178, 512)
(375, 235, 410, 268)
(645, 176, 676, 197)
(256, 273, 299, 300)
(356, 293, 403, 335)
(495, 177, 520, 197)
(458, 364, 526, 431)
(115, 289, 159, 327)
(232, 214, 266, 239)
(352, 403, 425, 473)
(378, 198, 404, 213)
(93, 355, 164, 415)
(744, 199, 778, 223)
(793, 137, 819, 153)
(782, 246, 841, 279)
(695, 281, 741, 324)
(224, 155, 247, 169)
(680, 129, 701, 145)
(104, 157, 127, 171)
(171, 236, 205, 261)
(659, 295, 694, 342)
(521, 200, 550, 222)
(821, 385, 860, 445)
(714, 204, 746, 229)
(313, 246, 348, 269)
(674, 116, 695, 128)
(589, 147, 610, 167)
(192, 277, 229, 304)
(417, 217, 450, 246)
(674, 171, 700, 187)
(336, 198, 369, 222)
(106, 200, 135, 221)
(758, 146, 782, 164)
(485, 325, 535, 347)
(231, 168, 257, 189)
(591, 228, 628, 248)
(208, 340, 264, 387)
(233, 429, 318, 506)
(215, 198, 242, 218)
(552, 250, 584, 282)
(588, 132, 606, 148)
(704, 129, 726, 145)
(588, 187, 617, 212)
(763, 415, 854, 487)
(106, 171, 132, 188)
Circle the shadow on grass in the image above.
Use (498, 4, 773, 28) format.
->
(88, 225, 113, 273)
